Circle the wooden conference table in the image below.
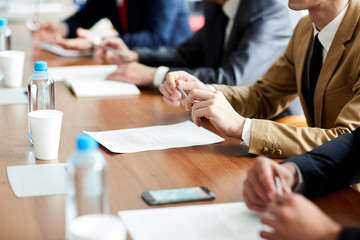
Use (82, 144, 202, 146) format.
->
(1, 23, 360, 239)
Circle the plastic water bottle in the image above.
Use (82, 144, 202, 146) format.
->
(0, 18, 11, 81)
(73, 0, 87, 9)
(66, 133, 109, 237)
(0, 18, 11, 51)
(27, 61, 55, 143)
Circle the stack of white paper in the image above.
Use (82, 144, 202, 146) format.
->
(40, 42, 93, 58)
(48, 65, 140, 97)
(7, 2, 64, 14)
(118, 202, 265, 240)
(49, 65, 118, 82)
(84, 121, 225, 153)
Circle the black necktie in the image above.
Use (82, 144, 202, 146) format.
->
(306, 34, 323, 123)
(309, 34, 323, 102)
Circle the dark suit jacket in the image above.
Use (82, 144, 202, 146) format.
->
(283, 127, 360, 239)
(64, 0, 193, 48)
(137, 0, 301, 87)
(284, 127, 360, 198)
(339, 228, 360, 240)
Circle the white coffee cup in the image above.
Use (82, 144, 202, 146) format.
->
(69, 214, 127, 240)
(0, 50, 25, 88)
(28, 110, 63, 160)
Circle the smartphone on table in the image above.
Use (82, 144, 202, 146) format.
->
(142, 186, 216, 205)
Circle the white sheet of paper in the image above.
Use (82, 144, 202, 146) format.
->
(70, 80, 140, 97)
(118, 202, 265, 240)
(7, 2, 63, 14)
(47, 65, 140, 97)
(49, 65, 118, 82)
(0, 88, 28, 105)
(84, 121, 225, 153)
(40, 42, 93, 58)
(7, 163, 68, 197)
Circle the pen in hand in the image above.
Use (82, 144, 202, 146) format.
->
(275, 176, 283, 196)
(177, 86, 195, 107)
(101, 45, 130, 59)
(177, 86, 188, 98)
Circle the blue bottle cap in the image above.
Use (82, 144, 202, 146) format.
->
(76, 133, 98, 151)
(0, 19, 8, 27)
(34, 61, 48, 71)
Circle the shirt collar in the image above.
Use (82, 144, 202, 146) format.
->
(223, 0, 241, 20)
(313, 3, 349, 52)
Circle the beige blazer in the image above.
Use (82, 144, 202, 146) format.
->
(214, 0, 360, 158)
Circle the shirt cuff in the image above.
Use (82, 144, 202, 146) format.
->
(242, 118, 252, 146)
(153, 66, 169, 87)
(207, 85, 217, 92)
(289, 162, 305, 193)
(92, 35, 103, 46)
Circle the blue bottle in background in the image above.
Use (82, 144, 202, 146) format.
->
(73, 0, 87, 9)
(27, 61, 55, 143)
(0, 18, 11, 82)
(0, 18, 11, 51)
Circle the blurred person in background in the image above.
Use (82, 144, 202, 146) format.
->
(95, 0, 303, 117)
(32, 0, 193, 50)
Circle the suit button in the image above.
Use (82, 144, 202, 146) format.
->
(276, 149, 283, 157)
(269, 148, 275, 155)
(262, 147, 269, 154)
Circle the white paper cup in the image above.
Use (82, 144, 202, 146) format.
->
(69, 214, 127, 240)
(0, 50, 25, 88)
(28, 110, 63, 160)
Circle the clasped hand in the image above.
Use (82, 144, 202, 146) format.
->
(159, 71, 245, 139)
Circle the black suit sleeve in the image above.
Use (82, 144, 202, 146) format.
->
(64, 0, 107, 38)
(339, 228, 360, 240)
(136, 26, 205, 67)
(282, 128, 360, 198)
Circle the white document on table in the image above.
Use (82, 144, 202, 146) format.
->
(118, 202, 265, 240)
(84, 121, 225, 153)
(49, 64, 118, 82)
(48, 65, 140, 97)
(40, 42, 93, 58)
(7, 2, 64, 14)
(0, 88, 28, 105)
(7, 163, 68, 197)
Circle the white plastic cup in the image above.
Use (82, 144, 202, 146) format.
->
(0, 50, 25, 87)
(28, 110, 63, 160)
(69, 214, 127, 240)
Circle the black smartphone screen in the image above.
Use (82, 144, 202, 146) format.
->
(142, 187, 215, 205)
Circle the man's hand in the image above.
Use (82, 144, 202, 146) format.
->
(106, 62, 156, 87)
(243, 157, 297, 212)
(186, 89, 246, 139)
(50, 28, 93, 51)
(31, 20, 67, 42)
(95, 38, 138, 64)
(261, 193, 341, 240)
(159, 71, 210, 107)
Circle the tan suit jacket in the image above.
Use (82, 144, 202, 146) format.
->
(214, 0, 360, 158)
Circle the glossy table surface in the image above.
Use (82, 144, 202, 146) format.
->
(1, 22, 360, 239)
